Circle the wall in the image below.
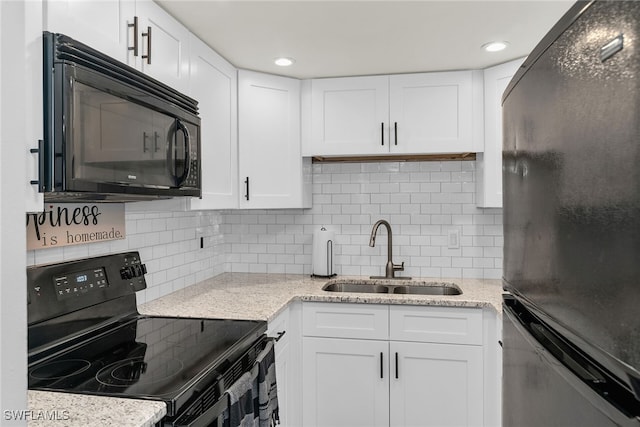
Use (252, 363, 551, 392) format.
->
(27, 160, 504, 308)
(26, 199, 226, 305)
(223, 160, 503, 279)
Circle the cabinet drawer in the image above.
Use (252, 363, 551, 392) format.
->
(303, 303, 389, 340)
(390, 306, 483, 345)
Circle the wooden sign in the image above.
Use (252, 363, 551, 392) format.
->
(26, 204, 126, 250)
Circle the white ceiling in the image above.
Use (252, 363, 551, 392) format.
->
(156, 0, 575, 79)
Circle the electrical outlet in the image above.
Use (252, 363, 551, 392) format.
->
(447, 229, 460, 249)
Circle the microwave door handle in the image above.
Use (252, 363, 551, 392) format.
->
(173, 119, 191, 186)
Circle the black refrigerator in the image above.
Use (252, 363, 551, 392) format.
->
(502, 1, 640, 425)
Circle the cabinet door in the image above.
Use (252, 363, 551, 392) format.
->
(188, 35, 238, 210)
(389, 71, 475, 154)
(308, 75, 389, 156)
(390, 341, 483, 427)
(268, 308, 290, 426)
(476, 58, 525, 208)
(238, 70, 304, 209)
(135, 0, 190, 94)
(303, 337, 389, 427)
(5, 0, 44, 212)
(44, 0, 134, 64)
(25, 0, 44, 212)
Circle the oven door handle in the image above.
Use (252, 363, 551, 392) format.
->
(183, 395, 228, 427)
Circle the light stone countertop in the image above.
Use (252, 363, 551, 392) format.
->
(27, 390, 166, 427)
(139, 273, 505, 321)
(28, 273, 504, 427)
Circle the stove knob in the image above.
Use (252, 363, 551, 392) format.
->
(141, 263, 147, 275)
(132, 265, 142, 277)
(120, 267, 133, 279)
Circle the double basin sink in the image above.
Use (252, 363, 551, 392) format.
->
(322, 279, 462, 296)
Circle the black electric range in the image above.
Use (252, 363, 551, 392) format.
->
(27, 252, 267, 426)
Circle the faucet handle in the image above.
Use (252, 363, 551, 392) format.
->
(393, 262, 405, 272)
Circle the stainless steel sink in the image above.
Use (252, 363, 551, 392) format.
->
(391, 284, 462, 295)
(322, 282, 389, 293)
(322, 280, 462, 295)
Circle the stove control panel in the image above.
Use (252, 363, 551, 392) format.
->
(28, 251, 148, 325)
(54, 267, 108, 301)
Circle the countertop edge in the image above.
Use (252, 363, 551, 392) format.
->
(27, 390, 166, 427)
(139, 273, 504, 321)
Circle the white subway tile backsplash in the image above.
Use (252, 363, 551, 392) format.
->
(441, 162, 462, 172)
(223, 160, 502, 280)
(441, 183, 462, 193)
(26, 160, 503, 305)
(28, 204, 226, 304)
(380, 204, 400, 214)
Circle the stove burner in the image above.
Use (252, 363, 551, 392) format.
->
(96, 356, 184, 387)
(30, 359, 91, 380)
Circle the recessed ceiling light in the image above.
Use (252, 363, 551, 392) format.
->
(274, 57, 295, 67)
(482, 41, 509, 52)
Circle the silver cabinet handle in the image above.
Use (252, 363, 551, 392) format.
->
(141, 26, 152, 64)
(128, 16, 139, 56)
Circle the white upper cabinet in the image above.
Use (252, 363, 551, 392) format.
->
(390, 71, 480, 154)
(135, 0, 190, 94)
(43, 0, 135, 64)
(188, 35, 238, 210)
(238, 70, 310, 209)
(477, 58, 525, 208)
(307, 75, 389, 156)
(44, 0, 189, 93)
(304, 71, 481, 156)
(12, 0, 44, 212)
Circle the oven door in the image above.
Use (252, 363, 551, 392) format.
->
(165, 335, 269, 427)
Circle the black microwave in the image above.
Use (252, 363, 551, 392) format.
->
(39, 32, 201, 201)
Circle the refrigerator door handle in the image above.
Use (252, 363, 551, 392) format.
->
(600, 34, 624, 62)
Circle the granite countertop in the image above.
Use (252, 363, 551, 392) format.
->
(27, 391, 166, 427)
(139, 273, 504, 321)
(28, 273, 503, 426)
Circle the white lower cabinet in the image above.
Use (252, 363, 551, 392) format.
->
(302, 302, 494, 427)
(267, 301, 302, 427)
(389, 341, 483, 427)
(303, 337, 390, 427)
